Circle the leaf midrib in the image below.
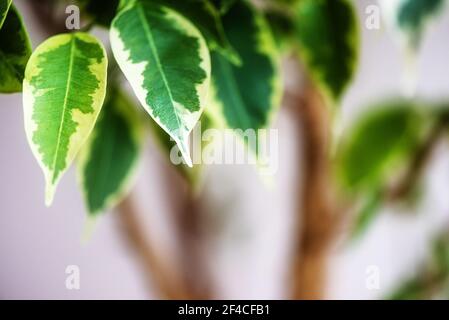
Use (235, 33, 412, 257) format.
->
(51, 36, 75, 182)
(136, 4, 183, 133)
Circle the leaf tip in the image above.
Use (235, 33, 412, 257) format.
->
(176, 137, 193, 168)
(45, 182, 56, 207)
(81, 216, 98, 244)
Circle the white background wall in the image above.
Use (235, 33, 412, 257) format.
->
(1, 0, 449, 299)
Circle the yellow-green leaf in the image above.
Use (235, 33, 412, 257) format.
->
(23, 32, 108, 206)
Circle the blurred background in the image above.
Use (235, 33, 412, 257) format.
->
(1, 0, 449, 299)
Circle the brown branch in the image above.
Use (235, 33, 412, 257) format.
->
(162, 162, 214, 300)
(116, 195, 192, 299)
(27, 0, 70, 35)
(289, 80, 341, 300)
(388, 117, 449, 201)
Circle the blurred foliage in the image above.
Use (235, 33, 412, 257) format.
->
(335, 101, 447, 239)
(0, 3, 31, 93)
(380, 0, 447, 50)
(350, 189, 383, 240)
(336, 101, 428, 193)
(389, 233, 449, 299)
(211, 0, 238, 14)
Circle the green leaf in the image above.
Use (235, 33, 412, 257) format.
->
(110, 1, 211, 166)
(266, 11, 296, 51)
(295, 0, 359, 103)
(206, 1, 281, 153)
(211, 0, 237, 14)
(380, 0, 446, 50)
(0, 3, 31, 93)
(23, 32, 108, 206)
(78, 89, 144, 215)
(147, 0, 240, 64)
(0, 0, 11, 29)
(350, 189, 383, 240)
(77, 0, 120, 27)
(336, 102, 425, 193)
(388, 233, 449, 300)
(148, 114, 212, 187)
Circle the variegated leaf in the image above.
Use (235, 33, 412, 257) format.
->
(206, 1, 281, 153)
(148, 0, 239, 63)
(110, 1, 211, 166)
(0, 3, 31, 93)
(78, 89, 144, 215)
(23, 32, 108, 206)
(295, 0, 359, 104)
(0, 0, 11, 29)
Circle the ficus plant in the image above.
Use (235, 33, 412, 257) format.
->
(1, 0, 449, 299)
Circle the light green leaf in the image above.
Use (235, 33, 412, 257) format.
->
(78, 89, 144, 215)
(350, 189, 383, 240)
(336, 101, 426, 193)
(110, 1, 211, 166)
(0, 0, 12, 29)
(206, 1, 281, 154)
(23, 32, 108, 206)
(295, 0, 359, 103)
(0, 3, 31, 93)
(380, 0, 446, 50)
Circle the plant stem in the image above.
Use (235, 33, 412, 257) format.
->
(389, 116, 449, 201)
(290, 80, 340, 300)
(162, 163, 214, 300)
(116, 194, 192, 299)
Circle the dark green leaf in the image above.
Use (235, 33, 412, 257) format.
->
(206, 1, 281, 155)
(0, 0, 12, 29)
(78, 89, 144, 215)
(295, 0, 359, 103)
(77, 0, 120, 27)
(211, 0, 237, 14)
(0, 3, 31, 93)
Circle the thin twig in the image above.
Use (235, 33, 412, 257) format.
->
(389, 116, 449, 201)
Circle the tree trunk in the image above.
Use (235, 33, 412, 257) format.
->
(291, 81, 339, 300)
